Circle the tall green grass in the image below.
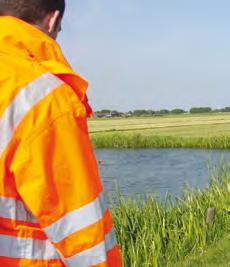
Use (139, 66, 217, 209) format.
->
(112, 167, 230, 266)
(91, 133, 230, 149)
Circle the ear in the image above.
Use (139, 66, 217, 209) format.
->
(47, 10, 61, 33)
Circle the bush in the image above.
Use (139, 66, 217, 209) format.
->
(171, 109, 186, 114)
(190, 107, 212, 114)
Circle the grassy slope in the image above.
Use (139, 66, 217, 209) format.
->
(179, 189, 230, 267)
(174, 236, 230, 267)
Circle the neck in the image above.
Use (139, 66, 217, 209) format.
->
(33, 24, 50, 37)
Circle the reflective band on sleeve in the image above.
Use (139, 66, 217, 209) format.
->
(0, 196, 37, 223)
(0, 72, 63, 157)
(64, 229, 117, 267)
(0, 234, 60, 260)
(44, 192, 108, 243)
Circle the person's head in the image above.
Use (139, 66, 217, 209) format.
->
(0, 0, 65, 39)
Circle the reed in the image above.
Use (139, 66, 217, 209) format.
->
(91, 133, 230, 149)
(111, 167, 230, 266)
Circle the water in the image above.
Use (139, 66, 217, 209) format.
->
(95, 149, 230, 199)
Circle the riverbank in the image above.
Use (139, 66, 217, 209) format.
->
(91, 133, 230, 149)
(112, 168, 230, 266)
(174, 236, 230, 267)
(89, 113, 230, 149)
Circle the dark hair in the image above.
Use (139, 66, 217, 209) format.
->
(0, 0, 65, 23)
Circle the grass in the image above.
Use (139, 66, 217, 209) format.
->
(89, 113, 230, 148)
(111, 166, 230, 267)
(91, 133, 230, 149)
(174, 236, 230, 267)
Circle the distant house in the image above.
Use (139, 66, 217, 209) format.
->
(105, 113, 112, 118)
(122, 112, 132, 118)
(94, 112, 112, 118)
(95, 110, 123, 118)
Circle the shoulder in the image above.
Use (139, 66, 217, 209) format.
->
(0, 54, 88, 162)
(1, 67, 87, 145)
(18, 72, 87, 139)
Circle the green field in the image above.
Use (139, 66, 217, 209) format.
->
(89, 113, 230, 148)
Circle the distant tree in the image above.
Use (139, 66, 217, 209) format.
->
(221, 107, 230, 112)
(146, 109, 155, 115)
(100, 109, 111, 113)
(133, 109, 148, 116)
(158, 109, 170, 115)
(212, 109, 221, 113)
(190, 107, 212, 114)
(171, 108, 186, 114)
(111, 110, 122, 117)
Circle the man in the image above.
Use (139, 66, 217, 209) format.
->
(0, 0, 121, 266)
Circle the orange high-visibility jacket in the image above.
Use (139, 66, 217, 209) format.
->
(0, 16, 122, 267)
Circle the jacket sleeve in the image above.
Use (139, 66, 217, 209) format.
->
(11, 98, 121, 266)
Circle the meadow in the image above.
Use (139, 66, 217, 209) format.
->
(112, 167, 230, 266)
(89, 113, 230, 148)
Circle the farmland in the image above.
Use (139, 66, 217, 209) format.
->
(88, 113, 230, 148)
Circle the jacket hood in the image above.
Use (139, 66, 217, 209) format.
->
(0, 16, 92, 114)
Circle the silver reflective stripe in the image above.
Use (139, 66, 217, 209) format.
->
(65, 229, 117, 267)
(0, 72, 63, 157)
(0, 234, 60, 260)
(0, 196, 37, 223)
(44, 192, 108, 243)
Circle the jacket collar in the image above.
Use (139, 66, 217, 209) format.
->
(0, 16, 66, 64)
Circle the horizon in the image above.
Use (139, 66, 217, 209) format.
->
(94, 106, 230, 113)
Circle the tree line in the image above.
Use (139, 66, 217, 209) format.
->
(94, 107, 230, 118)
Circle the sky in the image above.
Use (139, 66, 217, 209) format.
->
(59, 0, 230, 112)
